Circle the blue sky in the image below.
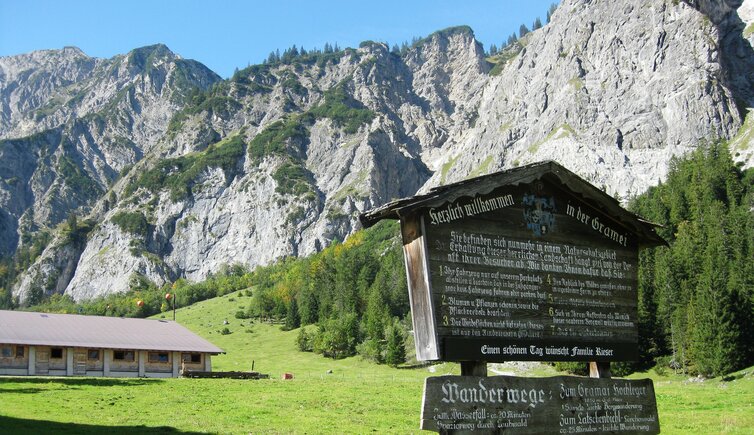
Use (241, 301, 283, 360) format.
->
(1, 1, 557, 78)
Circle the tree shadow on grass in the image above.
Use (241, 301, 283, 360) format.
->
(0, 376, 166, 394)
(1, 376, 165, 387)
(0, 416, 204, 434)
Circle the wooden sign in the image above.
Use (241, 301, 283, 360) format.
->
(421, 375, 660, 434)
(406, 179, 641, 362)
(360, 162, 665, 362)
(426, 180, 640, 361)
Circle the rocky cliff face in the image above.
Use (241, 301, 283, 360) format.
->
(0, 44, 221, 256)
(8, 0, 754, 302)
(429, 0, 754, 196)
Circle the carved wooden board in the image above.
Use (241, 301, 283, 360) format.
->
(421, 375, 659, 434)
(404, 179, 641, 361)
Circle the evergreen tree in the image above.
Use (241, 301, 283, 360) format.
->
(630, 142, 754, 376)
(285, 297, 301, 330)
(519, 24, 530, 38)
(363, 285, 389, 340)
(384, 318, 406, 366)
(533, 17, 543, 30)
(400, 41, 409, 56)
(296, 327, 313, 352)
(547, 3, 558, 23)
(0, 287, 15, 310)
(687, 202, 743, 376)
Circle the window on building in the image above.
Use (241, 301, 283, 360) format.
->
(1, 346, 11, 358)
(88, 349, 100, 360)
(50, 348, 63, 359)
(148, 352, 170, 363)
(15, 346, 24, 358)
(182, 353, 201, 363)
(113, 350, 135, 361)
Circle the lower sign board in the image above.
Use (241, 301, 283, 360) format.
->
(421, 375, 659, 434)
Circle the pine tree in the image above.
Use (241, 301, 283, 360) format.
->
(533, 17, 543, 30)
(384, 318, 406, 366)
(547, 3, 558, 23)
(0, 287, 15, 310)
(400, 41, 409, 55)
(363, 286, 389, 340)
(519, 24, 530, 38)
(285, 297, 301, 330)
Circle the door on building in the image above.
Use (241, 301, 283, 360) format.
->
(36, 348, 49, 375)
(74, 349, 87, 375)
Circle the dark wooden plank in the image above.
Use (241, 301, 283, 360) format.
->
(460, 361, 487, 377)
(413, 180, 642, 362)
(421, 375, 660, 434)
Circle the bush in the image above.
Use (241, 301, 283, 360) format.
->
(221, 327, 231, 335)
(273, 161, 313, 196)
(124, 135, 245, 201)
(248, 118, 308, 162)
(313, 313, 360, 359)
(553, 362, 588, 376)
(111, 211, 148, 237)
(308, 84, 374, 134)
(296, 327, 314, 352)
(356, 338, 383, 363)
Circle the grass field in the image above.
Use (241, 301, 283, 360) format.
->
(1, 290, 753, 433)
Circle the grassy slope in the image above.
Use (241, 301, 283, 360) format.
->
(1, 290, 753, 433)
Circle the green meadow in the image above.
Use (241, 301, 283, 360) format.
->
(1, 290, 753, 434)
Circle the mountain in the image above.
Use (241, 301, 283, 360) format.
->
(5, 0, 754, 303)
(0, 44, 221, 252)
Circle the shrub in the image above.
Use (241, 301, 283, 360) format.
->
(248, 118, 308, 162)
(272, 160, 313, 196)
(356, 338, 383, 363)
(124, 135, 245, 201)
(553, 362, 588, 376)
(313, 313, 360, 359)
(308, 84, 374, 134)
(111, 211, 148, 237)
(296, 327, 314, 352)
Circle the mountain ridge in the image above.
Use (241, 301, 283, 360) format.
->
(4, 0, 754, 303)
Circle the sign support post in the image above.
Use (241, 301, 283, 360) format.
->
(589, 361, 612, 378)
(460, 361, 486, 377)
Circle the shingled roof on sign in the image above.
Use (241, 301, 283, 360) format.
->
(359, 161, 666, 248)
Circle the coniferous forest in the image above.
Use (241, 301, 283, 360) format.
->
(629, 143, 754, 377)
(6, 143, 754, 376)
